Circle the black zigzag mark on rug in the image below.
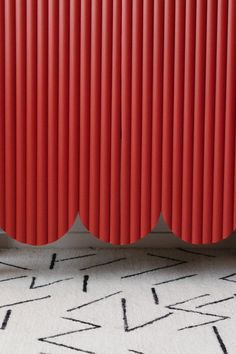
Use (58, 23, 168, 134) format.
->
(39, 319, 100, 354)
(67, 291, 122, 312)
(1, 310, 11, 330)
(0, 261, 31, 271)
(121, 298, 173, 332)
(0, 295, 51, 309)
(39, 337, 96, 354)
(213, 326, 228, 354)
(83, 275, 89, 293)
(166, 295, 229, 331)
(147, 254, 188, 263)
(30, 276, 73, 289)
(49, 253, 97, 270)
(0, 275, 28, 283)
(220, 273, 236, 283)
(121, 254, 187, 279)
(176, 248, 216, 258)
(151, 288, 159, 305)
(62, 317, 101, 330)
(49, 254, 57, 270)
(153, 274, 197, 286)
(196, 296, 235, 309)
(80, 258, 126, 271)
(128, 350, 144, 354)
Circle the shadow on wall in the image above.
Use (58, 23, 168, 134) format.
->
(0, 215, 235, 249)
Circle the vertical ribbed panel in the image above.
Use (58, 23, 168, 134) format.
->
(0, 0, 235, 245)
(69, 0, 80, 228)
(80, 0, 235, 245)
(78, 0, 163, 244)
(0, 0, 78, 244)
(162, 0, 175, 228)
(181, 0, 196, 243)
(89, 0, 102, 238)
(120, 0, 132, 244)
(130, 0, 143, 242)
(5, 0, 16, 238)
(192, 0, 207, 244)
(79, 0, 91, 231)
(172, 0, 185, 238)
(141, 0, 154, 236)
(224, 0, 236, 237)
(37, 0, 48, 244)
(202, 0, 217, 244)
(212, 0, 228, 242)
(48, 0, 59, 242)
(16, 0, 26, 242)
(110, 0, 121, 244)
(151, 0, 164, 231)
(163, 0, 236, 244)
(0, 0, 5, 231)
(100, 0, 113, 242)
(58, 0, 69, 235)
(26, 0, 37, 244)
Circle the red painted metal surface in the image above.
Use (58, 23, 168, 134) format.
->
(0, 0, 235, 245)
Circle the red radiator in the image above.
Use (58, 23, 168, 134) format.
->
(0, 0, 235, 245)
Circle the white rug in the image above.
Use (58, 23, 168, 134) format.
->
(0, 248, 235, 354)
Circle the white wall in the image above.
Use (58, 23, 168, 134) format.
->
(0, 215, 235, 248)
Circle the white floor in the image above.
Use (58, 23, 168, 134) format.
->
(0, 248, 235, 354)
